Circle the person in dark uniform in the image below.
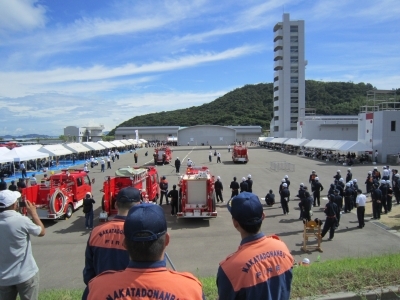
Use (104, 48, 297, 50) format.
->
(214, 176, 224, 203)
(167, 185, 179, 216)
(301, 191, 313, 221)
(8, 180, 17, 191)
(239, 177, 248, 193)
(0, 177, 7, 190)
(16, 178, 26, 191)
(321, 195, 340, 241)
(280, 183, 290, 215)
(246, 174, 253, 193)
(386, 180, 393, 213)
(332, 190, 343, 226)
(159, 176, 169, 205)
(83, 192, 95, 229)
(265, 189, 275, 206)
(333, 170, 341, 182)
(346, 168, 352, 183)
(309, 170, 317, 190)
(352, 179, 359, 191)
(174, 157, 181, 174)
(284, 175, 290, 189)
(312, 177, 323, 207)
(297, 184, 306, 219)
(365, 171, 374, 193)
(378, 180, 388, 214)
(372, 167, 381, 181)
(344, 183, 354, 213)
(371, 183, 382, 220)
(230, 177, 239, 198)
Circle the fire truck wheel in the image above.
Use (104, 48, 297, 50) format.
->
(65, 204, 74, 219)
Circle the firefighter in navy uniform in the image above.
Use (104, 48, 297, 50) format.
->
(83, 187, 142, 299)
(246, 174, 253, 193)
(321, 195, 340, 241)
(159, 176, 169, 205)
(86, 204, 205, 300)
(239, 177, 248, 193)
(333, 170, 341, 182)
(332, 189, 343, 226)
(344, 183, 354, 213)
(265, 189, 275, 206)
(301, 191, 313, 221)
(386, 180, 393, 213)
(230, 177, 239, 198)
(280, 183, 290, 215)
(312, 177, 323, 207)
(297, 183, 306, 219)
(378, 180, 388, 215)
(346, 168, 353, 183)
(309, 170, 317, 190)
(365, 171, 374, 193)
(371, 183, 383, 220)
(214, 176, 224, 203)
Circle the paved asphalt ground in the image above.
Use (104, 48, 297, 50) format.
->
(32, 146, 400, 291)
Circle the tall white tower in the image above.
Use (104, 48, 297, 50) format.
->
(270, 13, 306, 138)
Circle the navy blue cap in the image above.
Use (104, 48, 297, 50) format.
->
(124, 203, 167, 241)
(227, 192, 263, 225)
(116, 187, 141, 203)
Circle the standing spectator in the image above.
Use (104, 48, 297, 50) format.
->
(175, 157, 181, 174)
(86, 204, 204, 300)
(217, 152, 221, 163)
(246, 174, 253, 193)
(159, 176, 169, 205)
(115, 150, 120, 160)
(309, 170, 317, 190)
(19, 162, 27, 178)
(355, 189, 366, 228)
(111, 151, 115, 162)
(217, 192, 293, 300)
(228, 144, 231, 152)
(83, 192, 95, 229)
(209, 151, 212, 162)
(167, 185, 179, 216)
(82, 187, 142, 299)
(106, 157, 111, 169)
(0, 190, 45, 300)
(72, 154, 76, 165)
(214, 176, 224, 203)
(374, 150, 378, 163)
(100, 158, 105, 172)
(371, 184, 383, 220)
(83, 164, 89, 173)
(134, 152, 138, 164)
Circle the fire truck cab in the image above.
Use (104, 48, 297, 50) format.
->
(153, 146, 172, 165)
(177, 166, 217, 219)
(100, 166, 159, 221)
(232, 145, 249, 163)
(20, 169, 92, 219)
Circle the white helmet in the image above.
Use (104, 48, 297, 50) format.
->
(300, 183, 304, 187)
(282, 183, 287, 187)
(339, 178, 344, 182)
(284, 175, 289, 179)
(353, 179, 357, 183)
(242, 177, 246, 181)
(380, 180, 386, 184)
(346, 182, 351, 187)
(312, 170, 316, 173)
(368, 171, 372, 175)
(395, 174, 400, 178)
(315, 177, 319, 181)
(386, 180, 391, 184)
(374, 167, 377, 170)
(347, 168, 351, 171)
(383, 166, 386, 169)
(248, 174, 252, 178)
(281, 179, 286, 182)
(217, 176, 221, 180)
(337, 170, 341, 173)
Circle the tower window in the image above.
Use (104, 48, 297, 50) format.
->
(290, 26, 298, 32)
(391, 121, 396, 131)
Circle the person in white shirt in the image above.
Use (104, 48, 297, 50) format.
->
(30, 174, 37, 186)
(355, 189, 367, 228)
(374, 150, 378, 163)
(382, 166, 390, 180)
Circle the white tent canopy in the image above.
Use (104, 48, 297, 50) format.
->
(270, 138, 288, 144)
(110, 140, 126, 148)
(284, 138, 310, 147)
(20, 144, 43, 151)
(63, 143, 91, 153)
(139, 139, 148, 144)
(119, 140, 132, 146)
(98, 141, 115, 149)
(83, 142, 105, 151)
(38, 144, 73, 156)
(128, 139, 141, 145)
(263, 137, 275, 143)
(337, 141, 372, 152)
(0, 147, 10, 156)
(0, 147, 49, 163)
(304, 139, 372, 152)
(304, 139, 332, 149)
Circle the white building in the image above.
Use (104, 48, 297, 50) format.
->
(64, 125, 104, 142)
(271, 13, 306, 138)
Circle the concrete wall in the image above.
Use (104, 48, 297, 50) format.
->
(178, 125, 235, 146)
(115, 127, 179, 141)
(299, 119, 358, 140)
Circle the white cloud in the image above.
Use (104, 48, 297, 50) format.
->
(0, 0, 46, 33)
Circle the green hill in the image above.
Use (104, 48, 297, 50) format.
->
(109, 80, 379, 135)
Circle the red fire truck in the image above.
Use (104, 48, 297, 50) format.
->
(232, 145, 249, 163)
(20, 169, 92, 219)
(176, 166, 217, 219)
(100, 166, 160, 221)
(153, 146, 172, 165)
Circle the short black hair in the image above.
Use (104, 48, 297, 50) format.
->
(117, 201, 137, 211)
(238, 221, 262, 235)
(126, 233, 166, 262)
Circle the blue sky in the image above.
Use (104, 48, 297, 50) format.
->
(0, 0, 399, 136)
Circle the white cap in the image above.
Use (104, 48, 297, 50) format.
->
(368, 171, 372, 175)
(281, 179, 286, 182)
(339, 178, 344, 182)
(353, 179, 357, 183)
(0, 190, 21, 208)
(348, 168, 351, 171)
(374, 167, 377, 170)
(312, 170, 316, 173)
(284, 175, 289, 179)
(248, 174, 251, 178)
(315, 177, 319, 181)
(282, 183, 287, 187)
(346, 182, 351, 187)
(177, 157, 179, 159)
(242, 177, 246, 181)
(302, 258, 310, 265)
(217, 176, 221, 180)
(300, 183, 304, 186)
(337, 170, 341, 173)
(383, 166, 386, 169)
